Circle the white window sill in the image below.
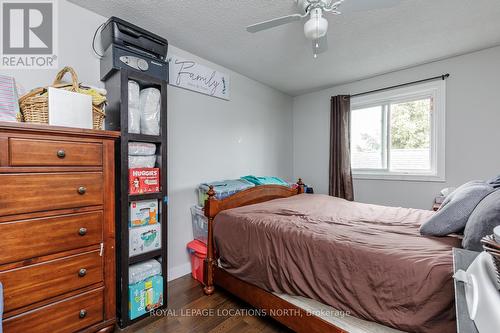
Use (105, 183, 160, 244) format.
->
(353, 172, 445, 182)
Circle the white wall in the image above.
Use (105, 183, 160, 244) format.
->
(167, 46, 293, 278)
(293, 46, 500, 209)
(1, 0, 105, 93)
(1, 0, 294, 280)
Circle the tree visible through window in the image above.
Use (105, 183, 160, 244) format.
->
(390, 98, 431, 171)
(391, 99, 431, 150)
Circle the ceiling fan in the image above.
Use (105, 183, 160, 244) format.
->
(246, 0, 401, 58)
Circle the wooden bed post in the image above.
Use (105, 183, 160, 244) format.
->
(297, 178, 305, 194)
(203, 185, 217, 295)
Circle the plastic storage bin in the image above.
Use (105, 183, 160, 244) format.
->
(190, 205, 208, 245)
(198, 179, 254, 206)
(187, 240, 207, 284)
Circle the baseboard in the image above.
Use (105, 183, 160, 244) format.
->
(168, 262, 192, 281)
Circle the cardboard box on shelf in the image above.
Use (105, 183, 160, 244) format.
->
(129, 223, 161, 257)
(129, 168, 160, 194)
(130, 199, 159, 227)
(129, 274, 163, 320)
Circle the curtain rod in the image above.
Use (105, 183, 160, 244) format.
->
(351, 73, 450, 98)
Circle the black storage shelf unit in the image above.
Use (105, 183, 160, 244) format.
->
(103, 68, 168, 328)
(128, 133, 163, 143)
(129, 192, 164, 201)
(129, 249, 163, 265)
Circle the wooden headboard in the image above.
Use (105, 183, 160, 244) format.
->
(202, 179, 304, 295)
(204, 181, 304, 219)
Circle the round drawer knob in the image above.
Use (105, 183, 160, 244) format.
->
(79, 309, 87, 319)
(77, 186, 86, 195)
(78, 227, 87, 236)
(78, 268, 87, 277)
(56, 150, 66, 158)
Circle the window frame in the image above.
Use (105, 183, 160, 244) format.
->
(350, 80, 446, 182)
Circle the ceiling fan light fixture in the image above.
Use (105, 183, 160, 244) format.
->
(304, 8, 328, 40)
(247, 0, 403, 57)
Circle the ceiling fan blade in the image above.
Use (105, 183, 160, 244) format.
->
(246, 14, 303, 33)
(313, 34, 328, 55)
(340, 0, 402, 13)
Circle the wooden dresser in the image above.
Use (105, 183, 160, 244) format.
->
(0, 122, 119, 333)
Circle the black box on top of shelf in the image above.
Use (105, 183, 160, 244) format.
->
(101, 16, 168, 60)
(99, 16, 169, 82)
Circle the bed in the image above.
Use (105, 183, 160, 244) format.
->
(203, 181, 461, 333)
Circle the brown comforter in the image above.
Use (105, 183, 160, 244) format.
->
(214, 194, 461, 333)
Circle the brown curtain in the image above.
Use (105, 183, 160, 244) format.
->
(329, 95, 354, 201)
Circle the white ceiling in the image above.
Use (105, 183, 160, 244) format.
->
(71, 0, 500, 96)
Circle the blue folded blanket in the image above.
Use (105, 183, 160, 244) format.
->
(240, 175, 289, 186)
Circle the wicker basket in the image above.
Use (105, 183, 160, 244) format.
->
(18, 67, 105, 129)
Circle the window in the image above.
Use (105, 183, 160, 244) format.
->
(350, 80, 445, 181)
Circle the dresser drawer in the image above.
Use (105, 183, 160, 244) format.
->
(1, 250, 103, 312)
(0, 211, 103, 265)
(3, 288, 104, 333)
(0, 173, 103, 216)
(9, 138, 102, 167)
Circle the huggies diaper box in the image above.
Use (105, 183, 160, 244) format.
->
(129, 223, 161, 257)
(130, 199, 159, 227)
(129, 168, 160, 194)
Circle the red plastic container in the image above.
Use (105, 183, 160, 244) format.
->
(187, 240, 207, 284)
